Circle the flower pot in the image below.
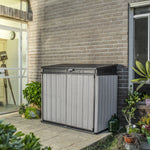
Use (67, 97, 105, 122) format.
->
(123, 135, 135, 144)
(125, 143, 136, 150)
(138, 101, 146, 105)
(146, 99, 150, 106)
(147, 136, 150, 145)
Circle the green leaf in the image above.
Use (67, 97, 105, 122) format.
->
(136, 81, 147, 91)
(146, 60, 150, 75)
(136, 60, 147, 75)
(132, 67, 145, 77)
(131, 78, 147, 83)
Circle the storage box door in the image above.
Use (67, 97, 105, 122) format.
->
(42, 73, 67, 124)
(94, 75, 118, 133)
(66, 74, 94, 131)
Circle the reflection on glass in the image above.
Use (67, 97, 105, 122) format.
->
(22, 31, 27, 69)
(0, 0, 28, 11)
(0, 18, 27, 114)
(0, 30, 19, 68)
(22, 78, 27, 104)
(135, 18, 148, 65)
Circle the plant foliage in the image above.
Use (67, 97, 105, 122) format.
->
(19, 104, 28, 115)
(0, 120, 51, 150)
(24, 107, 40, 119)
(122, 88, 141, 126)
(137, 114, 150, 126)
(23, 81, 41, 108)
(131, 60, 150, 91)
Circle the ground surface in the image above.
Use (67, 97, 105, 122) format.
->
(0, 104, 18, 114)
(0, 112, 111, 150)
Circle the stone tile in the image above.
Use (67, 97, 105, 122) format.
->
(0, 112, 111, 150)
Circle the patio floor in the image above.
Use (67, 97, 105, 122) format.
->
(0, 112, 111, 150)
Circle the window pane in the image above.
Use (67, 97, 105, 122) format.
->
(135, 6, 150, 15)
(134, 18, 148, 65)
(22, 1, 27, 11)
(0, 0, 28, 11)
(0, 0, 20, 10)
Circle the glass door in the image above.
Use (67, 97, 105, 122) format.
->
(0, 19, 28, 114)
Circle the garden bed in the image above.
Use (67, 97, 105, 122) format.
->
(84, 134, 118, 150)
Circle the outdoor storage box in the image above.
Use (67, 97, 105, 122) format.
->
(41, 64, 118, 133)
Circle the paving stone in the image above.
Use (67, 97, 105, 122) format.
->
(0, 112, 111, 150)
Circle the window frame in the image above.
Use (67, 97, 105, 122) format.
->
(129, 6, 150, 89)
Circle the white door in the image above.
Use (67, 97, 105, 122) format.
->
(42, 74, 67, 124)
(66, 74, 94, 131)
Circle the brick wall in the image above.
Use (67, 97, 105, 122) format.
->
(28, 0, 144, 123)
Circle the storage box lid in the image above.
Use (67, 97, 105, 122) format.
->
(42, 64, 117, 75)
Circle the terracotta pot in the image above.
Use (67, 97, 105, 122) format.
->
(123, 135, 135, 143)
(30, 103, 41, 111)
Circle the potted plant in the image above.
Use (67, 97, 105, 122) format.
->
(19, 103, 28, 118)
(23, 81, 41, 110)
(137, 114, 150, 132)
(141, 126, 150, 145)
(131, 60, 150, 91)
(122, 88, 141, 131)
(143, 94, 150, 106)
(24, 107, 40, 119)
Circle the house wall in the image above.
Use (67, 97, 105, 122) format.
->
(28, 0, 144, 123)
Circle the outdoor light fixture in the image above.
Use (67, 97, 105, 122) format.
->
(9, 31, 16, 40)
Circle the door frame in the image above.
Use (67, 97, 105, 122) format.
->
(0, 22, 28, 105)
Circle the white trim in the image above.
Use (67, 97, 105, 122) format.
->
(1, 68, 27, 70)
(26, 26, 28, 82)
(0, 24, 26, 32)
(148, 15, 150, 61)
(19, 23, 22, 105)
(0, 76, 27, 78)
(130, 1, 150, 8)
(134, 13, 149, 19)
(128, 8, 134, 89)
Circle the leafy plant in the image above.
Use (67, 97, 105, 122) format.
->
(122, 88, 141, 126)
(131, 60, 150, 91)
(23, 81, 41, 108)
(0, 120, 51, 150)
(0, 120, 24, 150)
(143, 94, 150, 100)
(22, 133, 51, 150)
(24, 107, 40, 119)
(137, 114, 150, 126)
(19, 104, 28, 115)
(128, 127, 140, 134)
(141, 126, 150, 137)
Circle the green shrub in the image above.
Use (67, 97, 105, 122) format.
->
(19, 104, 28, 115)
(23, 81, 41, 108)
(122, 88, 141, 126)
(0, 120, 24, 150)
(0, 120, 51, 150)
(22, 133, 51, 150)
(25, 107, 40, 119)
